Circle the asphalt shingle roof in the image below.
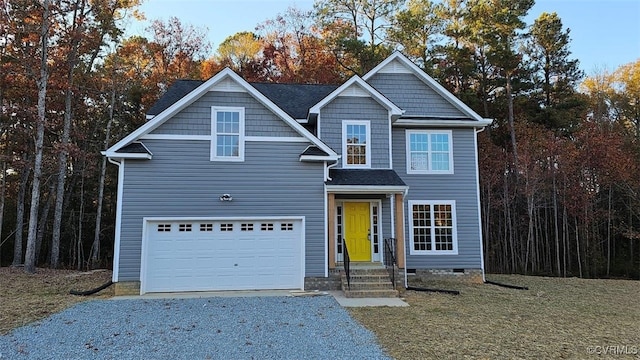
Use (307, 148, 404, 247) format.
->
(250, 83, 338, 119)
(325, 169, 407, 186)
(146, 80, 203, 116)
(300, 146, 330, 157)
(115, 142, 150, 154)
(145, 78, 339, 120)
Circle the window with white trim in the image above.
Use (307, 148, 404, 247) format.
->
(342, 120, 371, 167)
(409, 200, 458, 255)
(211, 107, 245, 161)
(406, 130, 453, 174)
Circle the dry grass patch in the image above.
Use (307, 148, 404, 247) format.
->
(349, 275, 640, 359)
(0, 267, 114, 335)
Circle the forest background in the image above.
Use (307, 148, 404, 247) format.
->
(1, 0, 639, 279)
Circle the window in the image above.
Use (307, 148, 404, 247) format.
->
(281, 223, 294, 231)
(241, 223, 254, 231)
(211, 107, 244, 161)
(200, 223, 213, 232)
(409, 200, 457, 255)
(220, 223, 233, 231)
(261, 223, 274, 231)
(179, 223, 192, 232)
(406, 130, 453, 174)
(342, 120, 370, 168)
(157, 224, 171, 232)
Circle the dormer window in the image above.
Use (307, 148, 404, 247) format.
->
(342, 120, 371, 168)
(211, 106, 245, 161)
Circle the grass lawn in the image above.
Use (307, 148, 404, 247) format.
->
(1, 269, 638, 359)
(349, 274, 640, 359)
(0, 267, 114, 335)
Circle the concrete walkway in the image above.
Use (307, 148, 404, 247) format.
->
(328, 291, 409, 307)
(113, 289, 409, 307)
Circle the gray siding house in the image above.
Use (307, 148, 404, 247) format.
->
(105, 52, 492, 295)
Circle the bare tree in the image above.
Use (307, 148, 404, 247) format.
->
(24, 0, 51, 274)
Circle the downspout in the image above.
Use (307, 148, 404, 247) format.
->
(474, 127, 487, 282)
(107, 157, 122, 283)
(324, 158, 340, 278)
(325, 159, 339, 181)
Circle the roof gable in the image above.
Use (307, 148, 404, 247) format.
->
(106, 69, 338, 159)
(363, 52, 489, 123)
(309, 76, 403, 117)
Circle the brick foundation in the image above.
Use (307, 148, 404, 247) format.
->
(114, 281, 141, 295)
(410, 268, 483, 284)
(304, 273, 342, 291)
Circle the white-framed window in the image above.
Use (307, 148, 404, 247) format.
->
(342, 120, 371, 168)
(211, 106, 245, 161)
(406, 130, 453, 174)
(409, 200, 458, 255)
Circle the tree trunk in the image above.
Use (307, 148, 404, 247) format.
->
(607, 186, 612, 276)
(24, 0, 51, 274)
(51, 0, 85, 269)
(35, 187, 53, 264)
(12, 160, 31, 266)
(552, 168, 561, 276)
(77, 164, 86, 270)
(506, 72, 518, 172)
(0, 161, 6, 266)
(575, 217, 582, 278)
(91, 81, 115, 268)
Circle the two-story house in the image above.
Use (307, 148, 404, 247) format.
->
(105, 52, 492, 296)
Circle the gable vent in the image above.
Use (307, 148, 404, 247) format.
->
(378, 59, 412, 74)
(210, 77, 246, 93)
(338, 84, 369, 97)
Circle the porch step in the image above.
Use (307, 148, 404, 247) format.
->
(342, 289, 399, 298)
(340, 264, 398, 298)
(344, 280, 396, 291)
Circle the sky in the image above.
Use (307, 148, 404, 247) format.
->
(129, 0, 640, 75)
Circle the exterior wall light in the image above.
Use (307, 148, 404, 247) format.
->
(219, 194, 233, 202)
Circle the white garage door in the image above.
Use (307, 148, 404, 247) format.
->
(142, 219, 303, 293)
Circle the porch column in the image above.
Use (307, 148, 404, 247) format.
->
(394, 193, 405, 268)
(328, 192, 336, 269)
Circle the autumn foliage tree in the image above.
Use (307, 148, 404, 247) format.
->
(1, 0, 639, 279)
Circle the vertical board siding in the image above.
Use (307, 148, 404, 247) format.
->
(393, 128, 482, 269)
(152, 91, 300, 137)
(118, 139, 326, 281)
(320, 96, 390, 168)
(368, 73, 466, 118)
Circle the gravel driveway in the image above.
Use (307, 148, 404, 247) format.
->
(0, 295, 390, 359)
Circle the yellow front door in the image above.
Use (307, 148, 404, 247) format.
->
(344, 202, 371, 261)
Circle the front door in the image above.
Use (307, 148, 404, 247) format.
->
(344, 202, 371, 261)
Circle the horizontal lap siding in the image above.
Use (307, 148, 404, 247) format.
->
(118, 140, 326, 281)
(152, 91, 300, 137)
(368, 73, 466, 118)
(393, 128, 482, 269)
(320, 96, 390, 168)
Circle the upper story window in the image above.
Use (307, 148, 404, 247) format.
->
(342, 120, 371, 168)
(211, 107, 245, 161)
(406, 130, 453, 174)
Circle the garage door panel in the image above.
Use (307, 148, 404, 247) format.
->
(143, 219, 303, 293)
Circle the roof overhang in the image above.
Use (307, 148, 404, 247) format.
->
(101, 151, 152, 160)
(325, 185, 409, 194)
(299, 155, 340, 162)
(393, 118, 493, 128)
